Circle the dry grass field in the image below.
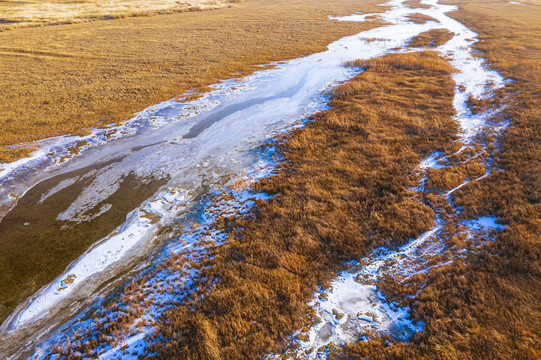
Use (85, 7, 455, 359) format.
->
(148, 1, 541, 358)
(404, 0, 430, 9)
(409, 29, 455, 47)
(0, 0, 386, 163)
(50, 50, 459, 358)
(0, 0, 235, 30)
(406, 13, 439, 24)
(3, 0, 539, 358)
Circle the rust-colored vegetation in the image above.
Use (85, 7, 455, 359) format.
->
(149, 51, 457, 359)
(409, 29, 455, 48)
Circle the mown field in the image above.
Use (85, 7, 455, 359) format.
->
(0, 0, 386, 162)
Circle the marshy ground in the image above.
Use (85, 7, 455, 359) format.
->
(0, 0, 385, 162)
(0, 0, 386, 325)
(0, 0, 539, 359)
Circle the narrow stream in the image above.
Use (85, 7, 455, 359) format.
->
(0, 0, 507, 358)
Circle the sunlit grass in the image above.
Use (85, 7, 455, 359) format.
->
(408, 28, 455, 48)
(407, 12, 439, 24)
(0, 0, 236, 30)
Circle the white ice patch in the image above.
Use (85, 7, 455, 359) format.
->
(296, 227, 441, 358)
(419, 152, 445, 170)
(464, 215, 505, 236)
(300, 273, 422, 353)
(98, 332, 147, 360)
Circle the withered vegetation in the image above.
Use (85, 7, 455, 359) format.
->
(330, 0, 541, 358)
(404, 0, 431, 9)
(150, 51, 457, 359)
(0, 0, 237, 31)
(408, 29, 455, 48)
(407, 13, 439, 24)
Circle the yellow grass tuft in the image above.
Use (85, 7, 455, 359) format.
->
(408, 29, 455, 48)
(345, 51, 456, 74)
(407, 12, 439, 24)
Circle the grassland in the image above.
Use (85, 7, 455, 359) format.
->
(404, 0, 431, 9)
(149, 51, 458, 359)
(149, 1, 541, 358)
(0, 0, 388, 327)
(409, 29, 455, 47)
(3, 0, 539, 358)
(50, 50, 458, 358)
(406, 13, 439, 24)
(0, 0, 235, 30)
(0, 0, 385, 163)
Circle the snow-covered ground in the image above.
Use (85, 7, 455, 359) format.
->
(0, 0, 509, 358)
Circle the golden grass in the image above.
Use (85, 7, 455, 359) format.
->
(0, 0, 386, 163)
(147, 51, 457, 359)
(0, 0, 236, 30)
(407, 12, 439, 24)
(347, 51, 456, 73)
(404, 0, 431, 9)
(0, 146, 36, 164)
(143, 1, 541, 357)
(409, 28, 455, 48)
